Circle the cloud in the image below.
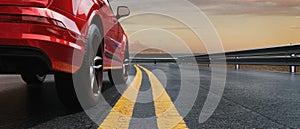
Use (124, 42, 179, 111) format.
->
(290, 26, 300, 29)
(291, 17, 300, 29)
(189, 0, 300, 16)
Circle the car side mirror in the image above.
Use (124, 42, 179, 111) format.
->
(116, 6, 130, 19)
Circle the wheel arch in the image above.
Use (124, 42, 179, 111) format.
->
(90, 15, 104, 41)
(88, 14, 105, 56)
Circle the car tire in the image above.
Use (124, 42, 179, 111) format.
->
(108, 44, 129, 85)
(21, 73, 46, 85)
(55, 24, 103, 110)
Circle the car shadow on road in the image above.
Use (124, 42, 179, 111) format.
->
(0, 74, 117, 128)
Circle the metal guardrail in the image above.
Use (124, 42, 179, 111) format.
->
(177, 44, 300, 73)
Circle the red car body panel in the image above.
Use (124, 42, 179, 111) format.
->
(0, 0, 127, 73)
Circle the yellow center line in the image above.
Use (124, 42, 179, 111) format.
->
(138, 65, 189, 129)
(98, 65, 143, 129)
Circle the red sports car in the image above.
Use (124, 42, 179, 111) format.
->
(0, 0, 130, 108)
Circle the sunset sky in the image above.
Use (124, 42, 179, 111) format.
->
(111, 0, 300, 53)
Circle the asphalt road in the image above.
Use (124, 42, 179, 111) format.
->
(1, 64, 300, 128)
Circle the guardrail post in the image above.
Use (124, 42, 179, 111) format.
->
(290, 54, 296, 73)
(235, 57, 240, 70)
(208, 58, 211, 68)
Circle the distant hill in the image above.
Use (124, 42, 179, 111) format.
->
(129, 40, 203, 57)
(137, 48, 166, 54)
(129, 40, 166, 54)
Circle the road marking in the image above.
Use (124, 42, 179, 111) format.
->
(98, 65, 142, 129)
(139, 65, 189, 129)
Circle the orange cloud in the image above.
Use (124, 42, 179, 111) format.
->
(290, 26, 300, 29)
(189, 0, 300, 16)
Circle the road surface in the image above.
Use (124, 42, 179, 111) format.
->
(1, 64, 300, 128)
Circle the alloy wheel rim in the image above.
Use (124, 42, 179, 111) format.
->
(90, 56, 103, 96)
(123, 59, 129, 78)
(36, 74, 46, 81)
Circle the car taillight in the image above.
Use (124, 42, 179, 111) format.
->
(0, 15, 66, 29)
(0, 0, 51, 7)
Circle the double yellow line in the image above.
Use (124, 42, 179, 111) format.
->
(99, 65, 188, 129)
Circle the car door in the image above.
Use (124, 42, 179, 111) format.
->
(102, 0, 123, 66)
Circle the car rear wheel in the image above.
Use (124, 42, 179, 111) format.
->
(108, 45, 129, 84)
(55, 24, 103, 110)
(21, 73, 46, 85)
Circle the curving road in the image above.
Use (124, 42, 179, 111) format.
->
(1, 64, 300, 128)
